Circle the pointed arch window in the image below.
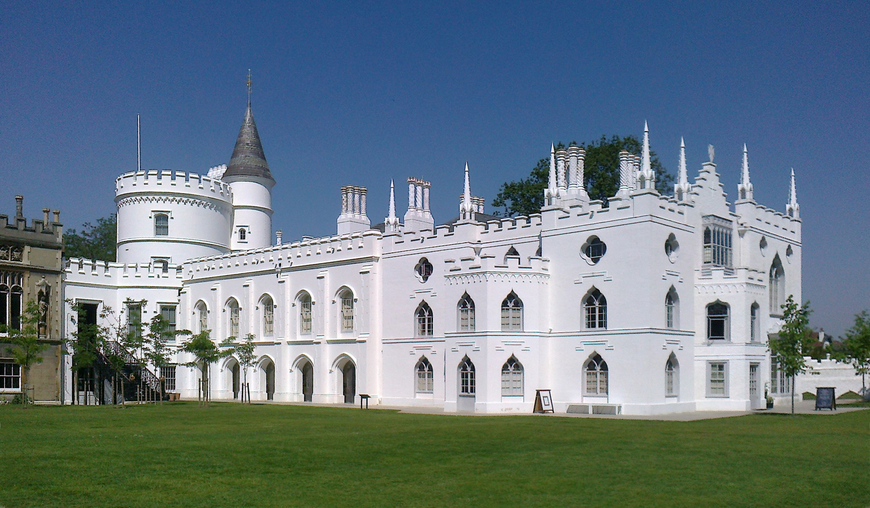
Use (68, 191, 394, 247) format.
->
(415, 357, 433, 394)
(769, 257, 785, 314)
(706, 302, 729, 341)
(226, 298, 240, 337)
(339, 289, 354, 332)
(665, 355, 679, 397)
(0, 284, 8, 329)
(501, 292, 523, 331)
(415, 301, 433, 337)
(665, 288, 679, 329)
(584, 354, 608, 396)
(298, 292, 313, 335)
(750, 303, 760, 342)
(457, 293, 475, 332)
(195, 301, 208, 334)
(459, 356, 475, 395)
(584, 289, 607, 329)
(261, 295, 274, 336)
(501, 356, 523, 396)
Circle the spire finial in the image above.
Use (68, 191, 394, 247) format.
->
(387, 179, 397, 227)
(640, 121, 654, 189)
(462, 162, 473, 218)
(786, 168, 800, 219)
(738, 143, 753, 201)
(246, 69, 252, 106)
(674, 136, 691, 201)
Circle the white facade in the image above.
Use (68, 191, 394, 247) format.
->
(63, 104, 811, 414)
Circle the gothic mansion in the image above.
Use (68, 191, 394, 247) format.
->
(63, 102, 802, 415)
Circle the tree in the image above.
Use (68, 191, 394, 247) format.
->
(64, 214, 117, 261)
(222, 334, 256, 403)
(145, 314, 173, 404)
(767, 295, 813, 414)
(65, 300, 101, 405)
(5, 301, 49, 406)
(837, 310, 870, 398)
(492, 135, 674, 217)
(180, 330, 229, 407)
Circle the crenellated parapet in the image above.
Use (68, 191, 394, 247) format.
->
(115, 170, 233, 203)
(64, 257, 185, 284)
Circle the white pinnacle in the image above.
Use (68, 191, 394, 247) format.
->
(463, 162, 472, 215)
(388, 179, 396, 223)
(548, 143, 557, 196)
(642, 121, 651, 175)
(741, 144, 750, 185)
(679, 137, 687, 186)
(786, 168, 800, 219)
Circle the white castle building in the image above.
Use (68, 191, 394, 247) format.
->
(63, 98, 804, 415)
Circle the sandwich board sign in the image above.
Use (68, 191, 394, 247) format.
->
(534, 389, 554, 413)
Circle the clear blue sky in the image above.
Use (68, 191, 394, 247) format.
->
(3, 1, 868, 337)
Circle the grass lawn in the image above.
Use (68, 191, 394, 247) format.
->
(1, 403, 868, 507)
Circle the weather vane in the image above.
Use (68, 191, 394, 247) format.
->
(247, 69, 252, 105)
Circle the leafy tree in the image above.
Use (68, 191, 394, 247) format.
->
(64, 214, 117, 261)
(222, 334, 256, 403)
(145, 314, 173, 404)
(99, 304, 133, 406)
(837, 310, 870, 398)
(492, 135, 674, 217)
(180, 330, 229, 406)
(5, 301, 49, 406)
(767, 296, 813, 414)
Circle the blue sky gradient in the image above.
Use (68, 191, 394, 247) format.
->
(2, 1, 868, 337)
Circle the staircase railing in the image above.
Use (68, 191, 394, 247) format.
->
(99, 341, 163, 399)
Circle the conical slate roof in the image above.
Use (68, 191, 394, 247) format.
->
(224, 103, 274, 182)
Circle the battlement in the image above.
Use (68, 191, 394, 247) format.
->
(64, 257, 185, 283)
(0, 196, 63, 245)
(186, 229, 382, 276)
(115, 170, 233, 202)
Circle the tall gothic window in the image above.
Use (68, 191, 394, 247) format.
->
(750, 303, 760, 342)
(584, 289, 607, 329)
(769, 257, 785, 314)
(585, 354, 608, 396)
(665, 288, 679, 329)
(126, 302, 142, 340)
(298, 292, 312, 335)
(706, 302, 729, 341)
(261, 295, 274, 336)
(459, 356, 475, 395)
(415, 357, 433, 394)
(501, 356, 523, 396)
(415, 301, 433, 337)
(195, 301, 208, 334)
(665, 355, 678, 397)
(501, 292, 523, 331)
(339, 289, 354, 333)
(457, 293, 475, 332)
(227, 298, 240, 337)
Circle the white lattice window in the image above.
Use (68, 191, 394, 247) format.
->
(227, 299, 240, 337)
(501, 292, 523, 331)
(0, 360, 21, 391)
(154, 213, 169, 236)
(702, 217, 733, 267)
(196, 301, 208, 334)
(160, 305, 176, 341)
(161, 365, 177, 392)
(584, 289, 607, 329)
(501, 356, 523, 396)
(585, 354, 608, 396)
(261, 295, 274, 336)
(415, 357, 433, 394)
(769, 257, 785, 314)
(459, 357, 475, 395)
(340, 290, 354, 332)
(457, 293, 475, 332)
(708, 362, 727, 397)
(415, 301, 433, 337)
(665, 356, 678, 397)
(299, 293, 312, 335)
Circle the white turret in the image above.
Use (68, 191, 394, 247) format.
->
(786, 168, 800, 219)
(737, 144, 754, 201)
(223, 81, 275, 251)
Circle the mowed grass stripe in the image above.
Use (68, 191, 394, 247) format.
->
(1, 403, 868, 507)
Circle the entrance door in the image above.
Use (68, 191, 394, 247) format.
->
(342, 362, 356, 404)
(749, 363, 763, 409)
(232, 363, 240, 399)
(302, 362, 313, 402)
(265, 362, 275, 401)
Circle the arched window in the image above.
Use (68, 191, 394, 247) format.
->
(769, 256, 785, 314)
(665, 355, 679, 397)
(260, 295, 274, 336)
(459, 356, 475, 395)
(501, 292, 523, 331)
(226, 298, 240, 337)
(339, 289, 354, 332)
(415, 357, 433, 394)
(584, 354, 608, 396)
(239, 228, 247, 241)
(582, 236, 607, 265)
(706, 302, 729, 341)
(584, 289, 607, 329)
(10, 286, 21, 331)
(154, 213, 169, 236)
(501, 356, 523, 396)
(195, 301, 208, 334)
(665, 288, 679, 329)
(416, 301, 433, 337)
(298, 292, 312, 335)
(665, 233, 679, 263)
(457, 293, 475, 332)
(750, 303, 760, 342)
(0, 284, 8, 328)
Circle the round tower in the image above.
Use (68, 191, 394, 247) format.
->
(115, 170, 233, 265)
(223, 94, 275, 251)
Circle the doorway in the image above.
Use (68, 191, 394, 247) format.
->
(301, 362, 313, 402)
(342, 362, 356, 404)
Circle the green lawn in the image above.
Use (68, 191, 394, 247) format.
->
(1, 403, 868, 507)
